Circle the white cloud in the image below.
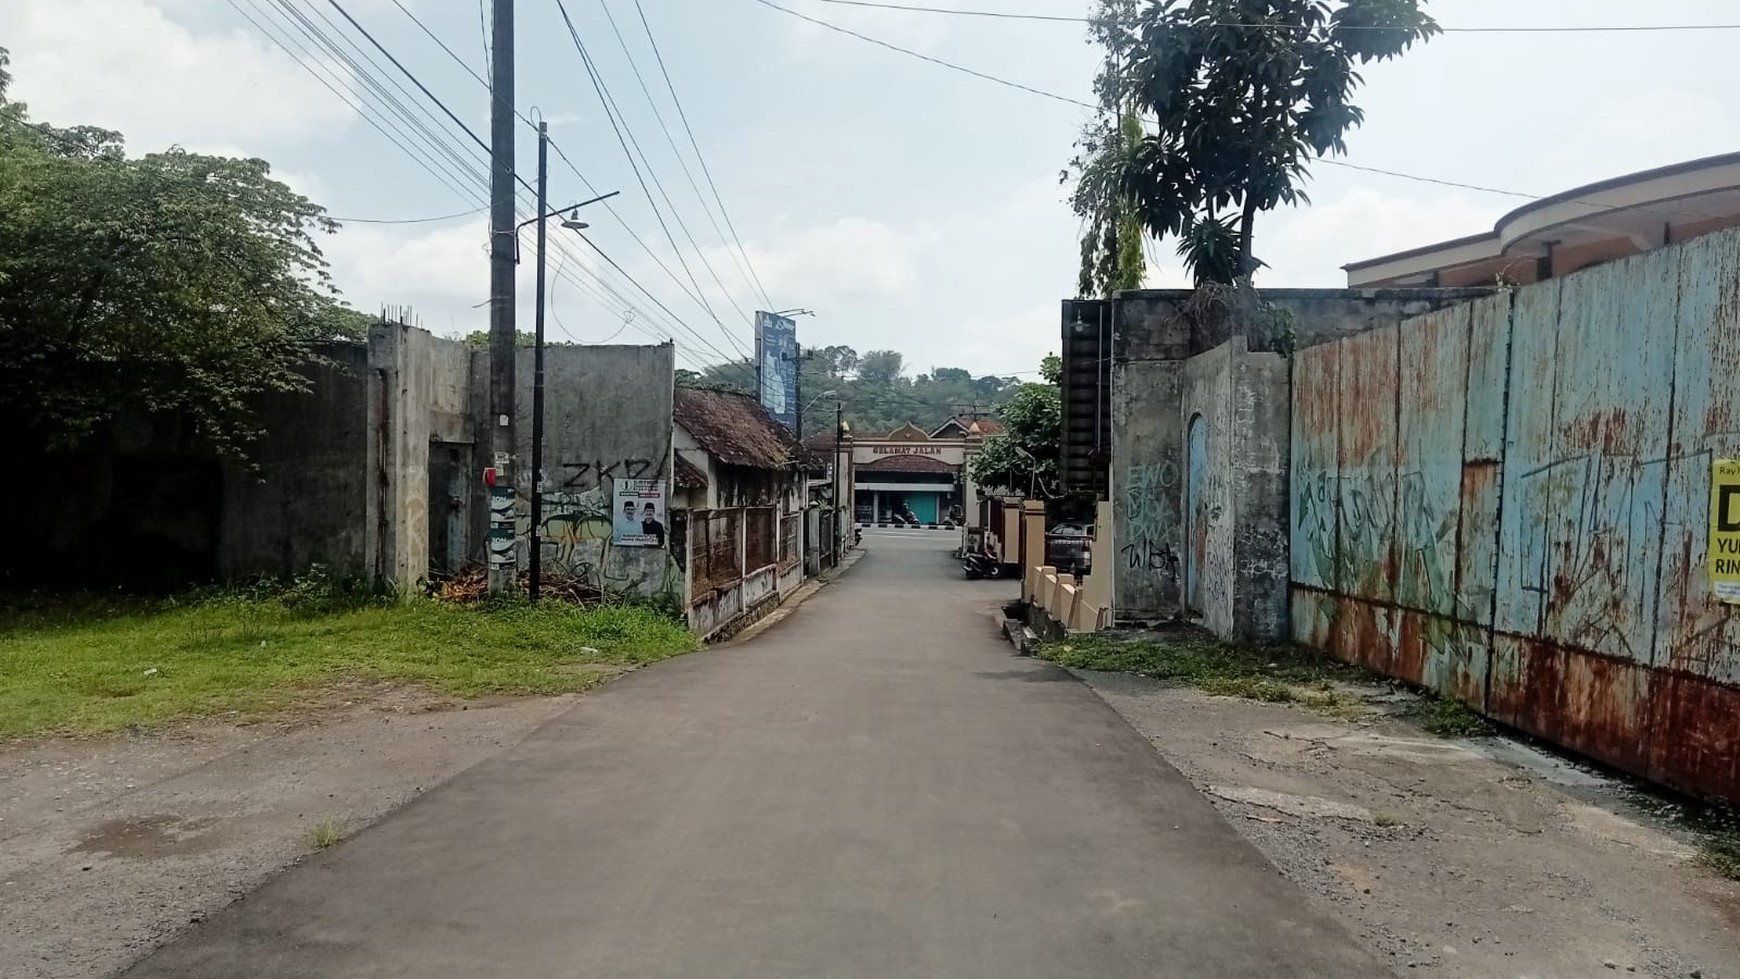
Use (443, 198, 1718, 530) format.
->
(743, 216, 935, 300)
(0, 0, 355, 154)
(1257, 189, 1501, 288)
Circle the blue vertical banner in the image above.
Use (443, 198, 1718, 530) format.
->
(755, 310, 798, 431)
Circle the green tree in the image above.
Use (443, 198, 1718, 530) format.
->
(1082, 0, 1437, 284)
(0, 49, 366, 457)
(969, 356, 1062, 498)
(855, 349, 905, 387)
(1068, 0, 1148, 299)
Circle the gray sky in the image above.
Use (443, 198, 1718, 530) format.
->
(6, 0, 1740, 377)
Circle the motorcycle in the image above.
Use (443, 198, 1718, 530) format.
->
(962, 550, 1003, 580)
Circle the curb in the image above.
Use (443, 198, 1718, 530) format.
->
(718, 548, 867, 647)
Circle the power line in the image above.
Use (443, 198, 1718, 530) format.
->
(555, 0, 757, 358)
(384, 0, 756, 337)
(793, 0, 1740, 32)
(593, 0, 763, 327)
(241, 0, 751, 373)
(634, 0, 776, 311)
(618, 0, 776, 310)
(329, 204, 490, 223)
(747, 0, 1091, 109)
(797, 0, 1086, 22)
(747, 0, 1730, 218)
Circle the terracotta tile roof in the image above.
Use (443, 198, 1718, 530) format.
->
(674, 454, 708, 490)
(858, 454, 957, 475)
(674, 387, 795, 471)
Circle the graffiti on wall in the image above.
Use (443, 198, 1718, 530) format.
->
(518, 461, 681, 605)
(1119, 460, 1180, 581)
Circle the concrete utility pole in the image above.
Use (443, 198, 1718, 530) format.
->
(486, 0, 517, 595)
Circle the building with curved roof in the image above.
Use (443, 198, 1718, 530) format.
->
(1345, 153, 1740, 288)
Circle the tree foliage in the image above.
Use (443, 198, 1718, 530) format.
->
(1076, 0, 1437, 285)
(682, 343, 1024, 439)
(968, 355, 1062, 496)
(0, 48, 367, 457)
(1067, 0, 1147, 299)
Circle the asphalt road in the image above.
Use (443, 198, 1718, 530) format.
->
(123, 531, 1390, 978)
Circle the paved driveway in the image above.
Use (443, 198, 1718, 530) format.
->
(124, 533, 1389, 978)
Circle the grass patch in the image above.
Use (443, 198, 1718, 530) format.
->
(1699, 827, 1740, 881)
(308, 820, 344, 850)
(1037, 630, 1366, 717)
(1407, 695, 1495, 739)
(1371, 810, 1406, 828)
(0, 586, 697, 738)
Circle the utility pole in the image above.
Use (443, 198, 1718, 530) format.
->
(529, 122, 549, 602)
(485, 0, 517, 595)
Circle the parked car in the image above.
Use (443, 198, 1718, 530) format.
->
(1045, 523, 1094, 576)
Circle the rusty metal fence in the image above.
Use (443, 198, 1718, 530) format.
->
(744, 506, 776, 572)
(779, 513, 801, 570)
(690, 509, 741, 596)
(1291, 230, 1740, 805)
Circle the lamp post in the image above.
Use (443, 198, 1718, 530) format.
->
(522, 121, 620, 601)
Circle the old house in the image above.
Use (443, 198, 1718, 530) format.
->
(671, 387, 809, 639)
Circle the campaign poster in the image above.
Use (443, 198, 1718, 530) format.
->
(613, 478, 668, 548)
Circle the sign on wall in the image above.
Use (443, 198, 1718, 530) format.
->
(1711, 459, 1740, 603)
(755, 311, 798, 431)
(613, 478, 668, 548)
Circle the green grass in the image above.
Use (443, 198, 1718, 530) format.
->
(0, 589, 697, 738)
(308, 820, 345, 850)
(1037, 631, 1365, 716)
(1699, 827, 1740, 881)
(1407, 694, 1496, 739)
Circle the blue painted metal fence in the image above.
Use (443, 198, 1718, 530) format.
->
(1291, 229, 1740, 805)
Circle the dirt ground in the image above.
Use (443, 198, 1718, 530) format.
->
(1077, 669, 1740, 979)
(0, 689, 581, 979)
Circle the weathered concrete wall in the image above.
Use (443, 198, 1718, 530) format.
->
(1110, 358, 1184, 619)
(1232, 348, 1291, 640)
(1108, 286, 1482, 627)
(1291, 227, 1740, 806)
(369, 325, 477, 589)
(1115, 287, 1495, 356)
(219, 345, 374, 581)
(515, 343, 679, 603)
(1182, 342, 1236, 635)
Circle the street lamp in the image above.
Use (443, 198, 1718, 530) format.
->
(523, 119, 620, 601)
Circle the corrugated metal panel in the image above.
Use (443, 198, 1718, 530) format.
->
(1290, 229, 1740, 805)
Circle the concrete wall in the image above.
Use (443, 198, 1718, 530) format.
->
(1115, 287, 1496, 356)
(515, 343, 679, 603)
(220, 345, 374, 582)
(1109, 287, 1479, 628)
(2, 343, 380, 589)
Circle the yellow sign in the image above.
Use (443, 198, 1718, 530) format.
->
(1711, 459, 1740, 604)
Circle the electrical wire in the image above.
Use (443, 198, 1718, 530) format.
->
(555, 0, 758, 356)
(385, 0, 759, 344)
(603, 0, 775, 312)
(239, 0, 757, 377)
(631, 0, 777, 310)
(793, 0, 1740, 32)
(315, 0, 753, 369)
(329, 204, 490, 224)
(747, 0, 1729, 220)
(747, 0, 1091, 109)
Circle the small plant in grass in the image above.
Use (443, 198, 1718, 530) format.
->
(1699, 827, 1740, 881)
(308, 820, 344, 850)
(1409, 695, 1495, 739)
